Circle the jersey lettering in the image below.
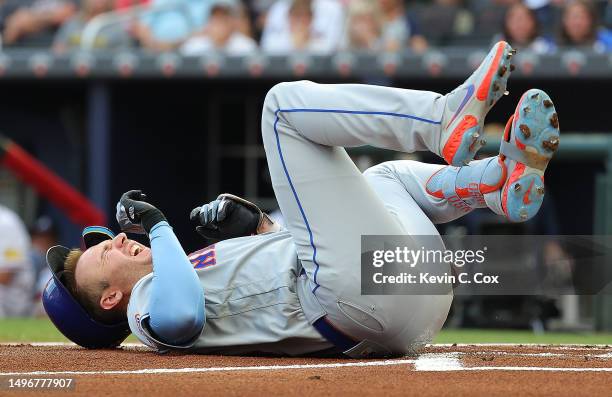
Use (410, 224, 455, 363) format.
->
(188, 245, 216, 269)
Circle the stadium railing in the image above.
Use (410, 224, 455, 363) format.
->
(0, 50, 605, 78)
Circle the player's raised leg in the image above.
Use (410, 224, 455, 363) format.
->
(259, 41, 514, 165)
(261, 82, 452, 357)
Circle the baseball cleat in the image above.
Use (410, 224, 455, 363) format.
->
(498, 88, 559, 222)
(426, 88, 559, 223)
(440, 41, 515, 167)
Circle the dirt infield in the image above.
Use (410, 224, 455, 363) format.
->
(1, 344, 611, 396)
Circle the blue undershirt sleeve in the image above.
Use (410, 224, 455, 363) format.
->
(147, 221, 205, 346)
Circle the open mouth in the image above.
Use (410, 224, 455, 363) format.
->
(130, 244, 142, 257)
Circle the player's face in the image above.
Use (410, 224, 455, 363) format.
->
(563, 3, 592, 43)
(75, 233, 152, 296)
(506, 5, 535, 45)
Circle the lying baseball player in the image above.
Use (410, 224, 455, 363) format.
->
(43, 41, 560, 357)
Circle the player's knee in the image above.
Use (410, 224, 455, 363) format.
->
(262, 81, 304, 140)
(363, 161, 397, 179)
(264, 82, 291, 110)
(263, 80, 312, 111)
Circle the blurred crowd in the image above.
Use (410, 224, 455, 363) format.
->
(0, 0, 610, 55)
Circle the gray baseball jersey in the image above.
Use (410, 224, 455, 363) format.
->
(128, 230, 333, 355)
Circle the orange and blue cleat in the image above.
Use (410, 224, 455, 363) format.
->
(498, 88, 559, 222)
(427, 88, 560, 223)
(440, 41, 516, 167)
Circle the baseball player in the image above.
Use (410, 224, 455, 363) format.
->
(0, 204, 34, 317)
(43, 41, 560, 357)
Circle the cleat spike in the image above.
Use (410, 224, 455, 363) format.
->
(510, 64, 516, 72)
(503, 90, 510, 96)
(519, 124, 531, 139)
(531, 93, 539, 100)
(498, 65, 507, 76)
(543, 99, 553, 108)
(472, 132, 480, 140)
(514, 183, 522, 192)
(542, 137, 559, 151)
(536, 186, 545, 195)
(523, 106, 530, 114)
(506, 54, 512, 60)
(550, 113, 559, 128)
(519, 208, 529, 220)
(480, 138, 487, 146)
(511, 49, 517, 55)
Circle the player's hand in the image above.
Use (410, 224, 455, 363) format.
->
(189, 194, 263, 243)
(116, 190, 167, 235)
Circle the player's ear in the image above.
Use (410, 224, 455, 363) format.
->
(100, 288, 123, 311)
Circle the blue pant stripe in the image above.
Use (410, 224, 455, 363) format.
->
(278, 108, 441, 125)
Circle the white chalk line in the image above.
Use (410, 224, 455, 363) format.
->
(0, 359, 417, 377)
(440, 366, 612, 372)
(415, 353, 462, 371)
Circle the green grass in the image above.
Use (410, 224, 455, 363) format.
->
(1, 318, 611, 345)
(0, 318, 68, 342)
(434, 328, 612, 345)
(0, 318, 137, 343)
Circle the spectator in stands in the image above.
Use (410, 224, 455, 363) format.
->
(261, 0, 344, 54)
(523, 0, 556, 36)
(494, 2, 555, 53)
(1, 0, 77, 47)
(53, 0, 131, 52)
(470, 0, 518, 46)
(181, 0, 257, 55)
(0, 205, 35, 317)
(559, 0, 612, 51)
(417, 0, 474, 46)
(378, 0, 427, 52)
(245, 0, 277, 41)
(342, 0, 383, 51)
(129, 0, 210, 52)
(235, 0, 255, 39)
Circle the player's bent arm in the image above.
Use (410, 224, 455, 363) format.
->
(190, 194, 281, 243)
(147, 221, 205, 346)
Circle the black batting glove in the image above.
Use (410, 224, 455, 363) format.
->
(190, 194, 261, 243)
(116, 190, 167, 234)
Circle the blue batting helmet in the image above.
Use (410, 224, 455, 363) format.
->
(42, 226, 131, 348)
